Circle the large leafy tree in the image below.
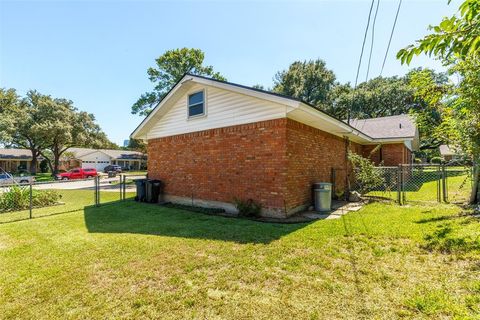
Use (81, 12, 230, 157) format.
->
(329, 76, 417, 120)
(132, 48, 226, 116)
(397, 0, 480, 202)
(1, 89, 116, 174)
(36, 98, 116, 174)
(406, 68, 451, 153)
(273, 59, 336, 110)
(0, 90, 51, 174)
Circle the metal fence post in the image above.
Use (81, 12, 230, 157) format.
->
(436, 166, 441, 203)
(397, 165, 402, 205)
(119, 175, 122, 201)
(442, 165, 447, 202)
(95, 176, 100, 206)
(29, 182, 33, 219)
(122, 175, 126, 201)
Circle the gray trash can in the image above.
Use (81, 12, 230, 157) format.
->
(313, 182, 332, 212)
(135, 179, 147, 202)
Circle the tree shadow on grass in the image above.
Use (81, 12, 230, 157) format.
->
(83, 201, 310, 244)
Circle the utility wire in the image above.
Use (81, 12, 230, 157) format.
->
(365, 0, 380, 82)
(348, 0, 376, 124)
(380, 0, 403, 76)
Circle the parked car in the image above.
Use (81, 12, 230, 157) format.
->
(56, 168, 98, 180)
(0, 172, 35, 185)
(103, 165, 122, 173)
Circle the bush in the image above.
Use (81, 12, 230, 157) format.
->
(431, 156, 443, 164)
(348, 152, 385, 195)
(414, 158, 423, 164)
(234, 198, 262, 217)
(0, 187, 61, 212)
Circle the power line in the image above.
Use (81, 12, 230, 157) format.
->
(380, 0, 403, 76)
(348, 0, 376, 124)
(366, 0, 380, 82)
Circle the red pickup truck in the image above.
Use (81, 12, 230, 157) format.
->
(57, 168, 98, 180)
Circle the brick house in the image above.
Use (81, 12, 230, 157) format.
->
(131, 74, 419, 217)
(0, 148, 42, 173)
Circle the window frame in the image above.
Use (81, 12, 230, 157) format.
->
(186, 89, 207, 119)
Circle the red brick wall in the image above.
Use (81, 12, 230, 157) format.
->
(147, 118, 412, 216)
(285, 119, 361, 211)
(363, 143, 412, 166)
(147, 119, 289, 214)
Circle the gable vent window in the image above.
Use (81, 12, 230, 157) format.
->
(188, 90, 205, 118)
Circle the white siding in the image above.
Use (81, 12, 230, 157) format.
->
(147, 84, 289, 139)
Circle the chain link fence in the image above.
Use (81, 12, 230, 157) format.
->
(334, 164, 474, 205)
(0, 174, 146, 224)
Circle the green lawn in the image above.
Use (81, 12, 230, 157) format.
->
(0, 200, 478, 319)
(0, 189, 132, 223)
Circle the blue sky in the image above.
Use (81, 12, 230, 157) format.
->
(0, 0, 460, 145)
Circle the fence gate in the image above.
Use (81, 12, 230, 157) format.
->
(444, 165, 473, 204)
(399, 165, 443, 205)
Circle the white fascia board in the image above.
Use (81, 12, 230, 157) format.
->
(130, 76, 195, 139)
(295, 104, 374, 142)
(191, 76, 301, 109)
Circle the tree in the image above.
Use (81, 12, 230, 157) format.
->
(126, 138, 146, 153)
(35, 98, 116, 174)
(329, 76, 417, 120)
(397, 0, 479, 64)
(406, 68, 451, 153)
(0, 90, 51, 174)
(132, 48, 226, 116)
(397, 0, 480, 202)
(273, 59, 336, 110)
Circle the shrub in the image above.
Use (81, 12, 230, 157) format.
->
(0, 187, 61, 212)
(414, 158, 423, 164)
(348, 152, 385, 195)
(33, 190, 61, 207)
(431, 156, 443, 164)
(233, 198, 262, 217)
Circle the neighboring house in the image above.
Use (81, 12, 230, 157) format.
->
(131, 74, 419, 217)
(60, 148, 147, 171)
(439, 145, 462, 162)
(0, 148, 41, 173)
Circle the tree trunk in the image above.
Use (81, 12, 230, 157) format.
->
(29, 150, 38, 175)
(470, 164, 479, 204)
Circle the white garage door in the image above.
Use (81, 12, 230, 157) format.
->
(82, 160, 110, 171)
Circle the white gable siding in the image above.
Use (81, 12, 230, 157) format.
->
(146, 84, 289, 139)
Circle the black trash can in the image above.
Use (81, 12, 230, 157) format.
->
(145, 179, 163, 203)
(135, 179, 147, 202)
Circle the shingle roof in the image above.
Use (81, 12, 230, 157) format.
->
(67, 148, 145, 160)
(0, 148, 34, 159)
(347, 115, 416, 139)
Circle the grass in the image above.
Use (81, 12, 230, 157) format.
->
(0, 189, 133, 223)
(0, 200, 479, 319)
